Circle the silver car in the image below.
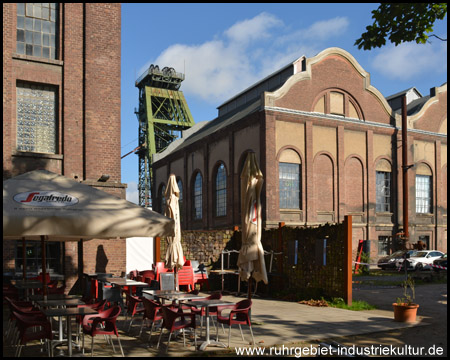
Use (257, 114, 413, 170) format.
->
(396, 250, 445, 271)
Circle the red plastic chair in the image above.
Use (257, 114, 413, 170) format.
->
(4, 297, 45, 345)
(154, 262, 170, 282)
(124, 292, 144, 334)
(177, 266, 195, 291)
(156, 306, 197, 353)
(48, 284, 66, 295)
(81, 305, 124, 357)
(138, 297, 164, 344)
(216, 299, 255, 347)
(13, 311, 54, 357)
(75, 299, 108, 343)
(129, 270, 139, 280)
(3, 284, 19, 302)
(90, 278, 99, 300)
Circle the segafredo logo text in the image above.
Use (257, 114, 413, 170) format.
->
(13, 191, 79, 207)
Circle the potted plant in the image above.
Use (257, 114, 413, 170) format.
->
(392, 276, 419, 322)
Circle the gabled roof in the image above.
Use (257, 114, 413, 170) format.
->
(385, 87, 423, 101)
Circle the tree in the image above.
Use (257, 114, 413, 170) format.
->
(355, 3, 447, 50)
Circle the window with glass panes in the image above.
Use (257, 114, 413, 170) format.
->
(15, 241, 62, 274)
(215, 164, 227, 217)
(16, 3, 58, 59)
(177, 179, 183, 222)
(416, 175, 432, 213)
(193, 173, 202, 220)
(16, 82, 57, 153)
(160, 185, 166, 213)
(279, 163, 301, 209)
(378, 236, 390, 256)
(376, 171, 391, 212)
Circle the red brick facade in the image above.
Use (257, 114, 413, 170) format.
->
(153, 48, 447, 260)
(3, 4, 125, 291)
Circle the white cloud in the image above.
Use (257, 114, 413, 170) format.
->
(371, 42, 447, 81)
(224, 12, 283, 44)
(126, 181, 139, 205)
(139, 13, 350, 106)
(302, 17, 349, 41)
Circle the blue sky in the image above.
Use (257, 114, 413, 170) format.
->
(120, 3, 447, 204)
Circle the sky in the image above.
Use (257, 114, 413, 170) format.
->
(120, 3, 447, 204)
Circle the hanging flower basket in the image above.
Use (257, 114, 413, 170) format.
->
(392, 302, 419, 322)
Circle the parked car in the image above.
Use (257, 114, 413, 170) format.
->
(377, 250, 417, 270)
(432, 253, 447, 272)
(396, 250, 445, 271)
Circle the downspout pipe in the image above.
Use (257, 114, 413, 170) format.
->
(401, 96, 409, 242)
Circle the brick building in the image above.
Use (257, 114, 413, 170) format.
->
(3, 3, 125, 290)
(152, 47, 447, 259)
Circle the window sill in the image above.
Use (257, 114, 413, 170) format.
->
(12, 151, 63, 160)
(13, 53, 63, 67)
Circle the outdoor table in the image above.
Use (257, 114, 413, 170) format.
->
(37, 298, 86, 356)
(36, 298, 85, 308)
(13, 280, 44, 300)
(181, 299, 236, 351)
(154, 292, 205, 305)
(43, 306, 97, 357)
(29, 293, 79, 302)
(104, 277, 150, 295)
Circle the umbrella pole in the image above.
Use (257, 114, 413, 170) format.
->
(41, 235, 48, 298)
(248, 274, 252, 300)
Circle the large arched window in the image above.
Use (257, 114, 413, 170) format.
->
(375, 159, 392, 212)
(313, 89, 363, 120)
(159, 184, 166, 214)
(415, 163, 433, 214)
(215, 163, 227, 217)
(177, 178, 183, 222)
(193, 172, 203, 220)
(279, 149, 301, 209)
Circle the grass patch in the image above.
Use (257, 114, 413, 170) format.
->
(328, 297, 377, 311)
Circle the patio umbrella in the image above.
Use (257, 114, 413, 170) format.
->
(163, 174, 184, 290)
(3, 169, 175, 296)
(238, 152, 268, 299)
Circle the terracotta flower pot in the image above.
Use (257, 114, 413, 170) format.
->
(392, 303, 419, 322)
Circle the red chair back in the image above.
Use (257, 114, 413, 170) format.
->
(233, 299, 252, 323)
(83, 305, 121, 336)
(90, 278, 98, 300)
(177, 266, 194, 291)
(125, 292, 143, 316)
(13, 311, 53, 342)
(139, 270, 156, 283)
(37, 273, 51, 284)
(142, 297, 163, 322)
(155, 262, 169, 282)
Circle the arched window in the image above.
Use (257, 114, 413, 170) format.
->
(215, 163, 227, 217)
(313, 90, 363, 120)
(375, 159, 392, 212)
(159, 184, 166, 214)
(415, 164, 433, 214)
(193, 172, 202, 220)
(278, 149, 301, 209)
(177, 179, 183, 222)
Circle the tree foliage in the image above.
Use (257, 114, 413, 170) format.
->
(355, 3, 447, 50)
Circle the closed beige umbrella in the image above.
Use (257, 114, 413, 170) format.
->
(238, 152, 268, 297)
(164, 174, 184, 289)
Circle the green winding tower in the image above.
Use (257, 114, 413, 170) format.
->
(135, 65, 195, 207)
